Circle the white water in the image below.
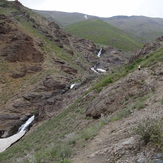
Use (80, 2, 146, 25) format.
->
(91, 67, 99, 74)
(97, 48, 102, 57)
(0, 115, 35, 153)
(70, 83, 76, 89)
(18, 115, 35, 132)
(96, 68, 106, 73)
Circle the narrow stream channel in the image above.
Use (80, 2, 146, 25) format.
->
(0, 115, 35, 153)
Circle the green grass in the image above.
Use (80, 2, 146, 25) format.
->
(0, 94, 106, 163)
(0, 1, 163, 162)
(103, 16, 163, 43)
(134, 117, 163, 147)
(66, 18, 142, 52)
(91, 47, 163, 92)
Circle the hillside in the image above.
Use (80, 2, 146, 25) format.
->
(65, 18, 141, 52)
(0, 0, 129, 139)
(35, 10, 163, 43)
(34, 10, 95, 28)
(0, 1, 163, 163)
(103, 16, 163, 43)
(0, 32, 163, 162)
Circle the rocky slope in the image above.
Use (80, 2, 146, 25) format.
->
(0, 1, 162, 163)
(0, 35, 162, 163)
(73, 39, 163, 163)
(0, 0, 128, 138)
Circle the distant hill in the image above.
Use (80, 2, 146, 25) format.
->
(65, 18, 142, 52)
(34, 10, 95, 27)
(35, 10, 163, 43)
(102, 16, 163, 42)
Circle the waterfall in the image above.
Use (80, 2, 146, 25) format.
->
(70, 83, 76, 89)
(97, 48, 102, 57)
(91, 67, 99, 74)
(18, 115, 35, 133)
(96, 68, 106, 73)
(0, 115, 35, 153)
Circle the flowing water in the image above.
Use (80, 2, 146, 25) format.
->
(18, 115, 35, 132)
(0, 115, 35, 153)
(96, 68, 106, 73)
(91, 67, 99, 74)
(97, 48, 102, 57)
(70, 83, 76, 89)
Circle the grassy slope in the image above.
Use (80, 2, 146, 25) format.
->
(34, 10, 90, 28)
(103, 16, 163, 43)
(34, 10, 163, 43)
(0, 44, 162, 163)
(65, 18, 142, 52)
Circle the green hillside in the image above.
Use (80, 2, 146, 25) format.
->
(35, 10, 163, 44)
(103, 16, 163, 42)
(34, 10, 94, 27)
(65, 18, 142, 52)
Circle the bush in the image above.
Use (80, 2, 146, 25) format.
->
(134, 117, 163, 145)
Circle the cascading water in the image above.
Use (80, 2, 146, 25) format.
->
(91, 67, 99, 74)
(97, 48, 102, 57)
(96, 68, 106, 73)
(18, 115, 35, 132)
(91, 48, 107, 74)
(70, 83, 76, 89)
(0, 115, 35, 153)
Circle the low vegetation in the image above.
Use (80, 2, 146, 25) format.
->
(134, 117, 163, 147)
(65, 19, 142, 52)
(92, 47, 163, 92)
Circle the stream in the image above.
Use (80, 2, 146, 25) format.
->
(91, 48, 107, 74)
(97, 48, 102, 57)
(0, 115, 35, 153)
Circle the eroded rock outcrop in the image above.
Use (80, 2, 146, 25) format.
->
(129, 36, 163, 63)
(0, 15, 44, 63)
(86, 67, 161, 118)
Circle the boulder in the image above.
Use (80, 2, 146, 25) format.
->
(43, 76, 67, 91)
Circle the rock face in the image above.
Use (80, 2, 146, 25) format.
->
(0, 74, 95, 137)
(86, 66, 162, 118)
(129, 36, 163, 63)
(0, 15, 44, 63)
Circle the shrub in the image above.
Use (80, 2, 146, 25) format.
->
(59, 146, 72, 161)
(134, 117, 163, 145)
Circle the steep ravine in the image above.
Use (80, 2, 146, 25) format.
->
(0, 1, 162, 162)
(0, 0, 128, 139)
